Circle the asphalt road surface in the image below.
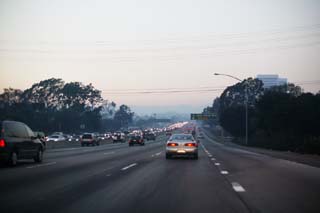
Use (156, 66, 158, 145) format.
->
(1, 133, 320, 213)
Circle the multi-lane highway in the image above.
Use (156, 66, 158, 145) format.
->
(1, 131, 320, 213)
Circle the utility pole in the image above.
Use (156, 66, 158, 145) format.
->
(214, 73, 249, 146)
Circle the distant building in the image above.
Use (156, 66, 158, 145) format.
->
(256, 74, 287, 88)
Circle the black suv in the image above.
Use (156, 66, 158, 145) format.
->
(143, 132, 156, 141)
(0, 120, 45, 166)
(81, 133, 100, 146)
(128, 134, 145, 146)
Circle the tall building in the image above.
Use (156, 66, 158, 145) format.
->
(256, 74, 287, 88)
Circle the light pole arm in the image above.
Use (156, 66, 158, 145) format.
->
(214, 73, 242, 82)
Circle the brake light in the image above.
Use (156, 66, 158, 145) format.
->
(0, 139, 6, 148)
(167, 143, 178, 147)
(185, 143, 197, 147)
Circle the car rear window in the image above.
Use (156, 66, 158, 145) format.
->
(82, 134, 93, 139)
(3, 121, 29, 138)
(170, 135, 194, 141)
(130, 136, 141, 140)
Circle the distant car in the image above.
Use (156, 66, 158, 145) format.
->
(166, 134, 198, 160)
(112, 132, 126, 143)
(46, 135, 65, 142)
(0, 120, 45, 166)
(143, 132, 156, 141)
(105, 132, 112, 139)
(128, 134, 145, 146)
(34, 131, 46, 150)
(166, 131, 172, 136)
(63, 134, 73, 142)
(52, 132, 63, 136)
(198, 134, 204, 139)
(81, 133, 100, 146)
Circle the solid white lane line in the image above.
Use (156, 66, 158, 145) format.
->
(121, 163, 138, 171)
(215, 163, 221, 166)
(26, 162, 57, 169)
(221, 170, 229, 175)
(232, 182, 246, 192)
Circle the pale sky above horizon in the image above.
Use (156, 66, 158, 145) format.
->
(1, 0, 320, 111)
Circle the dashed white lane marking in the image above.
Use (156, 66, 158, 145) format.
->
(211, 158, 216, 161)
(106, 174, 112, 177)
(221, 170, 229, 175)
(26, 162, 57, 169)
(215, 163, 221, 166)
(121, 163, 138, 171)
(155, 152, 162, 156)
(103, 152, 115, 155)
(232, 182, 246, 192)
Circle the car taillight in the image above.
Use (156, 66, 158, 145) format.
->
(185, 143, 197, 147)
(167, 143, 178, 147)
(0, 139, 6, 148)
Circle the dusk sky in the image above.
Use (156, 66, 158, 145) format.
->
(1, 0, 320, 113)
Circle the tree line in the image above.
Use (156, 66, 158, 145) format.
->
(0, 78, 134, 133)
(204, 78, 320, 154)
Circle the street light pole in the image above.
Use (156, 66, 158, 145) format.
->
(245, 83, 248, 146)
(214, 73, 249, 146)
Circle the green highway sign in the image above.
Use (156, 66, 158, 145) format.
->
(190, 113, 216, 120)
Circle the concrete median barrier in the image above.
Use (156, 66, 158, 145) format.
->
(45, 139, 114, 149)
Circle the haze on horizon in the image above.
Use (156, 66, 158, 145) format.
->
(1, 0, 320, 113)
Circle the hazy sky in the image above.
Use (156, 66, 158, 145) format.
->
(1, 0, 320, 112)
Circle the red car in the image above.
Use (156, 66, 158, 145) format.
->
(129, 135, 145, 146)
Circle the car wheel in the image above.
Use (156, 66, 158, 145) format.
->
(8, 151, 18, 166)
(34, 149, 43, 163)
(166, 153, 171, 159)
(81, 143, 84, 147)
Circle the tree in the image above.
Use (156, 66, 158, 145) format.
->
(0, 78, 106, 133)
(113, 105, 134, 129)
(218, 78, 264, 138)
(219, 78, 264, 110)
(21, 78, 65, 108)
(60, 82, 103, 109)
(267, 83, 302, 97)
(0, 88, 23, 105)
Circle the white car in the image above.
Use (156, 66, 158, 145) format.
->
(46, 135, 65, 142)
(166, 134, 198, 159)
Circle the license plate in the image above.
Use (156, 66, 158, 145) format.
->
(177, 150, 186, 154)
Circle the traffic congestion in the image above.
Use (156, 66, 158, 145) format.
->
(0, 120, 194, 166)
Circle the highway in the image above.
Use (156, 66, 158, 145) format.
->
(1, 132, 320, 213)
